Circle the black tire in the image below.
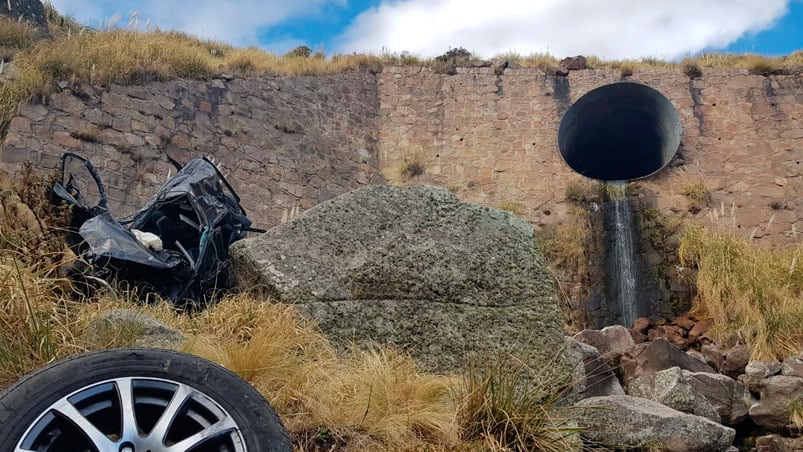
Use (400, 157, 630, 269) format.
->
(0, 348, 291, 452)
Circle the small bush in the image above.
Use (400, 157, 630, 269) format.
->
(495, 52, 558, 73)
(681, 180, 711, 203)
(682, 60, 703, 78)
(602, 181, 627, 200)
(43, 1, 85, 38)
(0, 16, 39, 58)
(620, 62, 634, 77)
(545, 224, 589, 274)
(746, 55, 776, 75)
(564, 181, 600, 204)
(435, 47, 474, 63)
(284, 45, 312, 58)
(399, 152, 425, 180)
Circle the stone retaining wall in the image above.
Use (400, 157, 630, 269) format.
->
(0, 66, 800, 322)
(1, 73, 382, 228)
(378, 66, 801, 245)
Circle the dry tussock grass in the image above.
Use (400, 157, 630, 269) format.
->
(21, 29, 215, 85)
(544, 207, 591, 277)
(0, 155, 576, 451)
(459, 356, 582, 451)
(0, 16, 40, 58)
(679, 225, 803, 360)
(682, 52, 803, 75)
(180, 296, 461, 449)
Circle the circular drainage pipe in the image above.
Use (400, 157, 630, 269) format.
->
(557, 82, 682, 181)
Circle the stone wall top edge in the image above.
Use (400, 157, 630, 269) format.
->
(380, 65, 799, 79)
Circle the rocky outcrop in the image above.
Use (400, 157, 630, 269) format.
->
(683, 371, 751, 426)
(574, 395, 735, 451)
(748, 375, 803, 432)
(628, 366, 720, 422)
(230, 185, 568, 375)
(742, 360, 784, 392)
(575, 324, 803, 447)
(574, 324, 634, 371)
(566, 337, 624, 400)
(755, 434, 803, 451)
(621, 338, 715, 384)
(559, 55, 588, 71)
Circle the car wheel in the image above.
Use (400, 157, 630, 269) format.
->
(0, 348, 291, 452)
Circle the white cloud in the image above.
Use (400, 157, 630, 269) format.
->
(336, 0, 790, 59)
(48, 0, 345, 47)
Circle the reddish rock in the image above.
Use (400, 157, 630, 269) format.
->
(663, 325, 688, 348)
(629, 330, 648, 344)
(701, 344, 725, 372)
(559, 55, 587, 70)
(620, 338, 715, 385)
(688, 318, 714, 342)
(674, 314, 696, 330)
(721, 344, 750, 379)
(632, 317, 652, 333)
(647, 326, 666, 342)
(755, 434, 803, 452)
(755, 434, 785, 452)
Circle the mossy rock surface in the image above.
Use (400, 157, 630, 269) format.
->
(231, 185, 567, 375)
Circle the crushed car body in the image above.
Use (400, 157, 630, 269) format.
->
(52, 152, 256, 309)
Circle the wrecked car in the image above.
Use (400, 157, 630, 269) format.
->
(52, 152, 258, 309)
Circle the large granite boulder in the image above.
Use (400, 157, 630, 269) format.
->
(230, 185, 568, 375)
(628, 366, 720, 422)
(574, 395, 735, 451)
(683, 370, 751, 426)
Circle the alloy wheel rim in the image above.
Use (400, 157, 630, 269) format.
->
(15, 377, 247, 452)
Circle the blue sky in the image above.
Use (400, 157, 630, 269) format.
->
(49, 0, 802, 60)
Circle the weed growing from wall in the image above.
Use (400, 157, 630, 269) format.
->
(399, 151, 425, 180)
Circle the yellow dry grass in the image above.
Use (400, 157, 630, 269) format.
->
(679, 225, 803, 360)
(0, 16, 40, 58)
(0, 166, 576, 450)
(494, 51, 559, 72)
(546, 223, 589, 273)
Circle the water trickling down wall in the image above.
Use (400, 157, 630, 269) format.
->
(557, 82, 682, 327)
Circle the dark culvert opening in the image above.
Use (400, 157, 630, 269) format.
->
(558, 82, 682, 181)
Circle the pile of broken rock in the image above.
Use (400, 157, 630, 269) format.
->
(568, 322, 803, 451)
